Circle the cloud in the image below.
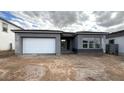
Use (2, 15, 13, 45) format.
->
(94, 11, 124, 27)
(48, 11, 77, 28)
(9, 11, 56, 29)
(5, 11, 91, 31)
(1, 11, 124, 32)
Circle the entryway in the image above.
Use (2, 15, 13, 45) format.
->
(61, 38, 73, 53)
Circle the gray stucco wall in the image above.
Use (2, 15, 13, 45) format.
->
(73, 34, 106, 53)
(15, 33, 61, 55)
(72, 36, 78, 50)
(107, 36, 124, 55)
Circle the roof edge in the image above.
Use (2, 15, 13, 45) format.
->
(107, 30, 124, 38)
(0, 17, 23, 29)
(12, 29, 63, 33)
(76, 31, 108, 35)
(12, 29, 109, 35)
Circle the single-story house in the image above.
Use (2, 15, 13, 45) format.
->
(107, 30, 124, 55)
(12, 30, 107, 55)
(0, 17, 23, 51)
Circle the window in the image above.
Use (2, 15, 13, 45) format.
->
(94, 38, 100, 48)
(89, 41, 94, 48)
(2, 23, 8, 32)
(82, 38, 101, 49)
(82, 40, 88, 48)
(95, 43, 100, 48)
(109, 39, 114, 44)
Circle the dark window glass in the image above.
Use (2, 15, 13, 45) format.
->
(83, 40, 88, 43)
(95, 43, 100, 48)
(82, 40, 88, 48)
(109, 39, 115, 44)
(2, 23, 8, 32)
(94, 39, 100, 48)
(89, 41, 94, 48)
(83, 43, 88, 48)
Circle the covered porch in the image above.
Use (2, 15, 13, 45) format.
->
(61, 32, 75, 54)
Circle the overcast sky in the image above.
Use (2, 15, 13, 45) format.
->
(0, 11, 124, 32)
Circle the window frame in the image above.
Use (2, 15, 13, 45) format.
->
(82, 38, 101, 49)
(89, 40, 95, 48)
(2, 22, 8, 32)
(82, 40, 88, 48)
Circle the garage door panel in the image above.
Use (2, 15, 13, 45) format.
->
(23, 38, 56, 54)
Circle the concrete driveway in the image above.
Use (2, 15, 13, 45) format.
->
(0, 54, 124, 81)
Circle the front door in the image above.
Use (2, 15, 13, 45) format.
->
(61, 39, 71, 51)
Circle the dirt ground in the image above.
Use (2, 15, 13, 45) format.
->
(0, 54, 124, 81)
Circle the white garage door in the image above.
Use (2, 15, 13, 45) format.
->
(23, 38, 56, 54)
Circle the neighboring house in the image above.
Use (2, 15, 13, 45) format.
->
(0, 17, 23, 51)
(12, 30, 107, 55)
(107, 30, 124, 55)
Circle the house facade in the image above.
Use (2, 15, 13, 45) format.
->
(12, 30, 107, 55)
(0, 18, 22, 51)
(107, 30, 124, 55)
